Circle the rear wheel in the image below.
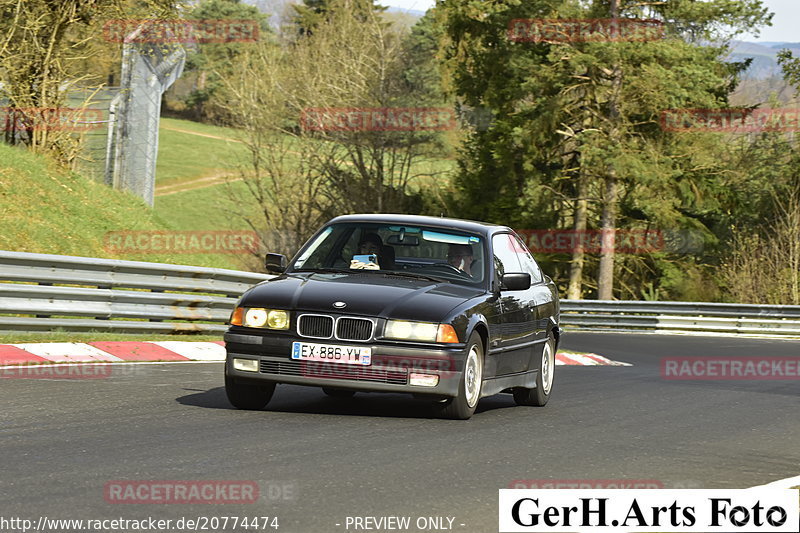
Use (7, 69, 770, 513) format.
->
(513, 332, 555, 407)
(434, 331, 483, 420)
(225, 373, 275, 410)
(322, 387, 356, 398)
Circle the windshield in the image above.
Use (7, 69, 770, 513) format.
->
(289, 222, 486, 287)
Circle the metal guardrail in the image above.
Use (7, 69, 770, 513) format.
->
(560, 300, 800, 336)
(0, 251, 272, 333)
(1, 250, 799, 337)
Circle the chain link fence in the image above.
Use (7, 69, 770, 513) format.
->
(107, 26, 186, 206)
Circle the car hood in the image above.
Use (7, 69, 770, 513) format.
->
(239, 272, 485, 322)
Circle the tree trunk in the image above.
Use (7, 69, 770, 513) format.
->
(597, 174, 617, 299)
(597, 0, 620, 300)
(567, 164, 588, 299)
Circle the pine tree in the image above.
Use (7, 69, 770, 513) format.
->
(436, 0, 772, 299)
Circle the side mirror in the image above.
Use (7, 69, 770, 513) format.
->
(501, 272, 531, 291)
(265, 253, 287, 274)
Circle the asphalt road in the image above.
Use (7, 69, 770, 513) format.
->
(1, 332, 798, 533)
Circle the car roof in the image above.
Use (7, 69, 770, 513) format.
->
(327, 214, 510, 236)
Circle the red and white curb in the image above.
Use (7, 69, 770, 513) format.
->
(0, 341, 225, 367)
(0, 342, 630, 367)
(556, 351, 631, 366)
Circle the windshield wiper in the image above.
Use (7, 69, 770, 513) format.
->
(378, 271, 448, 284)
(291, 267, 352, 274)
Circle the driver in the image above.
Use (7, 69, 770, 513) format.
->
(447, 244, 474, 276)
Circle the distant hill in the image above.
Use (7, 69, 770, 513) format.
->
(385, 6, 426, 17)
(729, 41, 800, 80)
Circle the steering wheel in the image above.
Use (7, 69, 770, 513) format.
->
(422, 263, 468, 276)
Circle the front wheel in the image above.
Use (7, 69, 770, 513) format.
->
(434, 331, 483, 420)
(225, 373, 275, 410)
(513, 332, 555, 407)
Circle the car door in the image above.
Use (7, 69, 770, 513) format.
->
(510, 233, 554, 345)
(491, 233, 537, 375)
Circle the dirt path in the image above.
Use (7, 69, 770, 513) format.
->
(155, 171, 242, 196)
(160, 125, 244, 144)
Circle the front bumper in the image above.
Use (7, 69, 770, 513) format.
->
(224, 331, 466, 397)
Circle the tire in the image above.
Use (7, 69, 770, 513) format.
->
(322, 387, 356, 398)
(513, 332, 555, 407)
(434, 331, 484, 420)
(225, 373, 275, 410)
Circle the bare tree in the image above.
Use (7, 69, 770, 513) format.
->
(721, 186, 800, 305)
(215, 0, 447, 262)
(0, 0, 178, 165)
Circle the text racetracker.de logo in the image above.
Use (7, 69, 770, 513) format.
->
(498, 489, 799, 532)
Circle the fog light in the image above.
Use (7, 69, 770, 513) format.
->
(233, 358, 259, 372)
(409, 373, 439, 387)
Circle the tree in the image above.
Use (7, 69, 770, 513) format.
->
(215, 0, 445, 259)
(435, 0, 771, 299)
(183, 0, 271, 122)
(291, 0, 386, 36)
(0, 0, 180, 164)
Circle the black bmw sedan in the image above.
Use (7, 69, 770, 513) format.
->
(224, 214, 560, 419)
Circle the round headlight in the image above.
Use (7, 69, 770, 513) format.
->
(267, 310, 290, 330)
(244, 308, 268, 328)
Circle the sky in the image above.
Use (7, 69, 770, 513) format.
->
(378, 0, 800, 43)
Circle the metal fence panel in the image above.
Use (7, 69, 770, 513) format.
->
(0, 251, 271, 334)
(109, 26, 185, 206)
(2, 251, 800, 336)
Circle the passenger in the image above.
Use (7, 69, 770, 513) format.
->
(351, 233, 383, 270)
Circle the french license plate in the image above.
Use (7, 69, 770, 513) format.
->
(291, 342, 371, 366)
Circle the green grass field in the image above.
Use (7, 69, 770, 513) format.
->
(156, 117, 250, 188)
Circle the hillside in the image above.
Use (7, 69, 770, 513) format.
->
(0, 141, 250, 270)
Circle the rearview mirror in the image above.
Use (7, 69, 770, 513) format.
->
(265, 253, 287, 274)
(501, 272, 531, 291)
(386, 235, 420, 246)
